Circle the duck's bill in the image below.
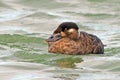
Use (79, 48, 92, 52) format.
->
(46, 33, 62, 42)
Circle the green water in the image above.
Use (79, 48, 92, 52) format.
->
(0, 34, 83, 68)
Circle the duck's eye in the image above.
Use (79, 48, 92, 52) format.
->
(62, 26, 68, 31)
(64, 28, 67, 31)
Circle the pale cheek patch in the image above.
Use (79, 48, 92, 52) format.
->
(61, 31, 67, 37)
(68, 29, 75, 33)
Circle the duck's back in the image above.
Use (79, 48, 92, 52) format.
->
(78, 31, 104, 54)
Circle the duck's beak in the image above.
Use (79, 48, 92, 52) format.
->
(46, 33, 62, 42)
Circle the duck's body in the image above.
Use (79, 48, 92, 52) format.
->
(46, 22, 104, 55)
(47, 31, 104, 55)
(48, 37, 78, 55)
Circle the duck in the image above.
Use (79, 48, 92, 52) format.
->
(46, 22, 104, 55)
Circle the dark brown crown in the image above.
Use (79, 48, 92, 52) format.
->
(54, 22, 79, 34)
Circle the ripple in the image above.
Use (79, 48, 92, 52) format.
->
(0, 26, 32, 34)
(0, 10, 34, 22)
(76, 73, 120, 80)
(95, 56, 120, 61)
(11, 73, 51, 80)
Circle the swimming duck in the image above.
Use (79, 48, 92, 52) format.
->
(46, 22, 104, 55)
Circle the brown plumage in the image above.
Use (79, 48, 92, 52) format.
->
(47, 37, 79, 55)
(46, 22, 104, 55)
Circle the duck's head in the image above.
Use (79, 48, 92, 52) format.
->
(46, 22, 79, 44)
(54, 22, 79, 40)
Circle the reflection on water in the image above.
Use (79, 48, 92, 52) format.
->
(0, 0, 120, 80)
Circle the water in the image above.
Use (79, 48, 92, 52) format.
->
(0, 0, 120, 80)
